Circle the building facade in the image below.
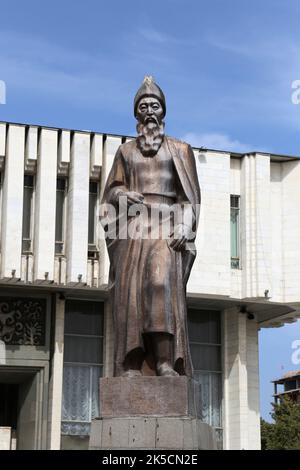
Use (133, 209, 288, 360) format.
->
(273, 370, 300, 404)
(0, 120, 300, 450)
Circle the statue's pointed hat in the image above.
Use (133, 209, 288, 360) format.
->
(134, 76, 166, 118)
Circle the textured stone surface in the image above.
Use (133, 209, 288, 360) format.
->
(89, 417, 217, 450)
(99, 376, 201, 418)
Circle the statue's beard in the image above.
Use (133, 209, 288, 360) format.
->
(136, 119, 165, 157)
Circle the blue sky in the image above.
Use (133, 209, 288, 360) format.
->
(1, 0, 300, 419)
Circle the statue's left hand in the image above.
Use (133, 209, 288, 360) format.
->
(169, 224, 191, 251)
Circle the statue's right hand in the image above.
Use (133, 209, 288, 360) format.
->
(120, 191, 144, 206)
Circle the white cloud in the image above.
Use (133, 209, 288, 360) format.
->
(181, 132, 254, 153)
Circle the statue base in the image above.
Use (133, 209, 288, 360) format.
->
(89, 377, 218, 450)
(89, 416, 217, 450)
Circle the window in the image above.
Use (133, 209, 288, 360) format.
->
(62, 300, 104, 438)
(88, 181, 98, 256)
(22, 175, 34, 253)
(55, 178, 67, 254)
(188, 309, 223, 448)
(230, 195, 240, 269)
(285, 380, 297, 392)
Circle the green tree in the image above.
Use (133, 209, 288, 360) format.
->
(261, 396, 300, 450)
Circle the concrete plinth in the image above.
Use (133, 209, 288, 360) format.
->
(89, 376, 217, 450)
(99, 376, 201, 418)
(89, 416, 217, 450)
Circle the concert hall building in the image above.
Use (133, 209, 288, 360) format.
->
(0, 120, 299, 450)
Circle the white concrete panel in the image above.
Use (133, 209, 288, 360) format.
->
(90, 133, 103, 177)
(34, 128, 58, 280)
(25, 126, 38, 171)
(54, 256, 67, 285)
(230, 157, 241, 195)
(240, 153, 272, 298)
(47, 295, 65, 450)
(224, 308, 260, 450)
(246, 320, 261, 450)
(58, 130, 70, 173)
(281, 160, 300, 302)
(270, 162, 283, 302)
(66, 132, 90, 283)
(188, 150, 231, 296)
(21, 254, 34, 283)
(1, 125, 25, 278)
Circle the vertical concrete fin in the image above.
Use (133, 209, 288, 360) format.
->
(25, 126, 38, 172)
(66, 132, 90, 283)
(90, 133, 103, 178)
(34, 128, 58, 280)
(1, 124, 25, 278)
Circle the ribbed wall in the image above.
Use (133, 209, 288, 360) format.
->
(0, 123, 107, 286)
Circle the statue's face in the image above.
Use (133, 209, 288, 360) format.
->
(136, 97, 164, 125)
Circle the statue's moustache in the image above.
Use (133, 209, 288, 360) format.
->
(144, 115, 159, 125)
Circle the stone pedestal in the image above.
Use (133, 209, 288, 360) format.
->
(89, 376, 217, 450)
(100, 376, 201, 418)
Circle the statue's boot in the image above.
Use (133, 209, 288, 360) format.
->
(157, 362, 179, 377)
(153, 333, 179, 377)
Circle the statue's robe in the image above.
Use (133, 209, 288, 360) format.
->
(101, 136, 201, 376)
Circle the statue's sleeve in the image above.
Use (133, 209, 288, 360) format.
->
(101, 146, 128, 206)
(178, 143, 201, 236)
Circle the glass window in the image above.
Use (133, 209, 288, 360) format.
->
(55, 178, 67, 255)
(22, 175, 34, 253)
(284, 380, 297, 391)
(88, 181, 98, 248)
(230, 195, 240, 269)
(188, 309, 223, 448)
(62, 300, 104, 437)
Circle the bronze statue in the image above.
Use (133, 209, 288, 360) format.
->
(101, 77, 200, 378)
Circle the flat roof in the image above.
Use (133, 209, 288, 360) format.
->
(273, 370, 300, 383)
(1, 119, 300, 162)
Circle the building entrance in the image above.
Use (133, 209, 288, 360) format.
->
(0, 367, 45, 449)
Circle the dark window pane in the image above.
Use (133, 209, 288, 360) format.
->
(188, 310, 221, 344)
(231, 208, 239, 258)
(230, 195, 239, 209)
(188, 310, 210, 342)
(89, 181, 98, 194)
(57, 178, 66, 191)
(55, 242, 64, 254)
(285, 380, 297, 391)
(230, 195, 240, 269)
(24, 175, 34, 187)
(65, 301, 104, 335)
(88, 192, 97, 244)
(190, 344, 221, 371)
(22, 183, 33, 246)
(64, 336, 103, 364)
(55, 189, 65, 243)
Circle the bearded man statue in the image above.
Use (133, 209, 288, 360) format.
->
(101, 76, 201, 378)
